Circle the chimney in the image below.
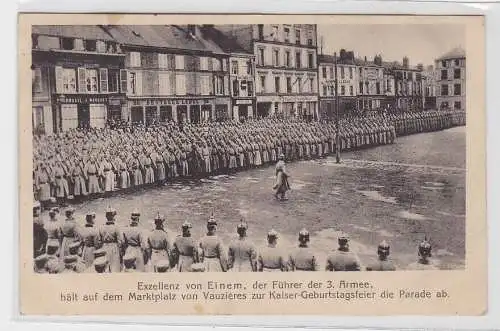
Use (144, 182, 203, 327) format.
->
(403, 56, 409, 68)
(417, 63, 423, 71)
(364, 56, 367, 62)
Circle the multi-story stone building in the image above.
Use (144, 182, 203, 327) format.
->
(423, 64, 438, 110)
(318, 50, 358, 119)
(391, 57, 424, 111)
(216, 24, 319, 120)
(31, 25, 127, 134)
(356, 56, 385, 111)
(435, 47, 466, 112)
(104, 25, 231, 125)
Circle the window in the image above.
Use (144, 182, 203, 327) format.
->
(330, 67, 334, 79)
(442, 60, 447, 68)
(61, 37, 74, 50)
(212, 58, 222, 71)
(159, 72, 171, 95)
(175, 55, 185, 70)
(84, 40, 96, 52)
(454, 68, 461, 79)
(365, 82, 369, 94)
(85, 69, 99, 93)
(286, 77, 292, 93)
(308, 53, 314, 69)
(223, 59, 229, 72)
(107, 70, 119, 93)
(130, 52, 141, 67)
(260, 76, 266, 92)
(274, 76, 280, 93)
(284, 27, 290, 42)
(341, 85, 345, 95)
(258, 48, 265, 66)
(323, 85, 327, 96)
(215, 76, 224, 95)
(158, 54, 169, 69)
(200, 57, 209, 71)
(273, 49, 280, 67)
(295, 51, 301, 68)
(129, 72, 137, 94)
(231, 60, 238, 75)
(359, 82, 363, 94)
(341, 67, 345, 79)
(309, 78, 314, 93)
(408, 72, 413, 80)
(272, 26, 279, 40)
(99, 68, 108, 93)
(322, 67, 327, 78)
(240, 80, 247, 96)
(350, 85, 354, 96)
(246, 60, 253, 75)
(386, 80, 391, 92)
(454, 59, 460, 66)
(258, 25, 264, 39)
(200, 75, 210, 95)
(376, 82, 380, 95)
(296, 77, 302, 93)
(120, 69, 128, 93)
(232, 79, 239, 96)
(441, 70, 448, 80)
(96, 41, 106, 53)
(359, 67, 362, 76)
(295, 29, 301, 45)
(285, 51, 291, 67)
(349, 67, 353, 79)
(403, 72, 407, 79)
(32, 67, 43, 93)
(454, 101, 461, 110)
(307, 29, 313, 46)
(32, 35, 38, 49)
(176, 74, 186, 95)
(441, 84, 448, 96)
(454, 84, 461, 96)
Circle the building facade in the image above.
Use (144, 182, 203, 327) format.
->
(216, 24, 319, 120)
(356, 56, 385, 111)
(435, 47, 466, 112)
(229, 53, 256, 120)
(318, 50, 358, 119)
(391, 57, 424, 112)
(422, 65, 438, 110)
(105, 25, 231, 125)
(32, 25, 127, 134)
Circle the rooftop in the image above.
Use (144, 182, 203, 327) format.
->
(32, 25, 115, 42)
(436, 47, 466, 61)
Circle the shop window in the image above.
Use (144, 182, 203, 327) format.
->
(160, 106, 172, 122)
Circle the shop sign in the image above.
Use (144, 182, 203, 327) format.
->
(131, 98, 213, 106)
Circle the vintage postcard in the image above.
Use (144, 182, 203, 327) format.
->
(18, 14, 486, 316)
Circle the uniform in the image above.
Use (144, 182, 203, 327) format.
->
(59, 209, 80, 258)
(257, 230, 287, 272)
(366, 260, 396, 271)
(147, 223, 172, 272)
(227, 237, 257, 272)
(121, 219, 146, 272)
(288, 246, 318, 271)
(325, 249, 362, 271)
(98, 218, 122, 273)
(172, 234, 199, 272)
(80, 219, 99, 268)
(199, 235, 227, 272)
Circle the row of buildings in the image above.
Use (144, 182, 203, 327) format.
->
(31, 24, 466, 134)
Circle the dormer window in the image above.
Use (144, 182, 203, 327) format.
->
(84, 40, 97, 52)
(61, 37, 74, 50)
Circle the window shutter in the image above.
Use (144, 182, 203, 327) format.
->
(120, 69, 128, 93)
(135, 71, 143, 96)
(55, 66, 63, 93)
(77, 67, 86, 93)
(99, 68, 108, 93)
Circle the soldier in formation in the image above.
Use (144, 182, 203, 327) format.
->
(33, 111, 463, 208)
(33, 206, 442, 273)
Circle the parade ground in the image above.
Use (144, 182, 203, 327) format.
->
(62, 126, 466, 270)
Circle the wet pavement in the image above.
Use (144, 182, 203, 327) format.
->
(56, 126, 466, 270)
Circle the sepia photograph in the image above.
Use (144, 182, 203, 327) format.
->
(18, 14, 486, 316)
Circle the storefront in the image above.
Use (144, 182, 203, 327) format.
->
(232, 98, 255, 122)
(127, 97, 215, 124)
(215, 97, 231, 122)
(55, 94, 125, 131)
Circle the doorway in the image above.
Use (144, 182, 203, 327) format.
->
(77, 104, 90, 129)
(131, 106, 144, 124)
(190, 105, 200, 124)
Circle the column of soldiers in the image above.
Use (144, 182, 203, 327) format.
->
(388, 110, 465, 136)
(33, 204, 438, 273)
(33, 111, 462, 210)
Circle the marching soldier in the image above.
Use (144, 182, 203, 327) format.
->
(257, 229, 287, 272)
(121, 209, 146, 272)
(325, 232, 362, 271)
(146, 213, 172, 272)
(199, 215, 227, 272)
(80, 212, 99, 268)
(227, 220, 257, 272)
(407, 239, 438, 270)
(98, 207, 122, 273)
(366, 241, 396, 271)
(171, 221, 199, 272)
(288, 228, 318, 271)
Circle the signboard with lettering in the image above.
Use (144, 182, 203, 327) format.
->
(58, 95, 108, 104)
(236, 99, 253, 105)
(131, 98, 214, 106)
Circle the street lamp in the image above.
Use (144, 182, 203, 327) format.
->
(334, 52, 340, 164)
